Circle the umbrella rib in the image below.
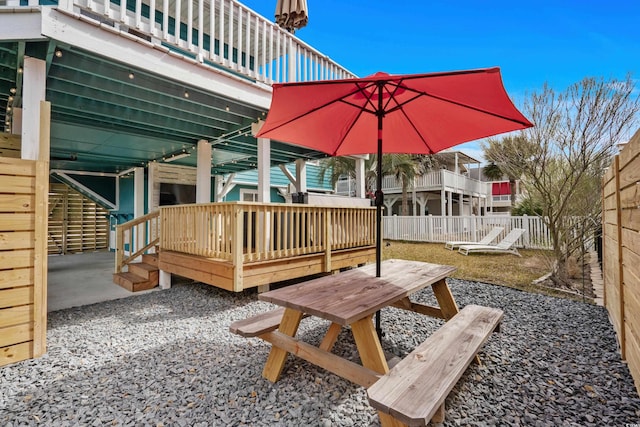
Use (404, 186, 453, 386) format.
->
(386, 85, 531, 126)
(263, 84, 379, 134)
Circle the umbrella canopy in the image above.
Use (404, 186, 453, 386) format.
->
(257, 67, 532, 336)
(257, 67, 533, 262)
(257, 67, 532, 156)
(275, 0, 308, 33)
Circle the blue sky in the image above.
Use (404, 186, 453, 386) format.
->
(242, 0, 640, 162)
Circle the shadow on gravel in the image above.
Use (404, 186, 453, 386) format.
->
(2, 280, 639, 426)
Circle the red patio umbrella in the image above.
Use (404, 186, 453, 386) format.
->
(256, 67, 533, 332)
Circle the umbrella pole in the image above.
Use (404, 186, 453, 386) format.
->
(375, 82, 384, 339)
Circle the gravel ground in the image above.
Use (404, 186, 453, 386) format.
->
(2, 279, 639, 426)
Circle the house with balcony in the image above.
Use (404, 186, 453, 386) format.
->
(336, 151, 494, 217)
(1, 0, 379, 308)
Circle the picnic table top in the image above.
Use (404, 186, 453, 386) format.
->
(259, 259, 456, 326)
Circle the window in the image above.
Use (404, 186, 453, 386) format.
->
(240, 189, 259, 202)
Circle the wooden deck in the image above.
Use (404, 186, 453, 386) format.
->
(115, 202, 377, 292)
(159, 246, 375, 292)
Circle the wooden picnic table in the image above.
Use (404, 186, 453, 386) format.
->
(231, 259, 460, 427)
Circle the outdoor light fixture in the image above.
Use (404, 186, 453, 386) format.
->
(225, 105, 230, 112)
(17, 67, 23, 74)
(128, 72, 135, 79)
(163, 150, 190, 163)
(184, 90, 189, 98)
(9, 88, 16, 94)
(55, 50, 62, 57)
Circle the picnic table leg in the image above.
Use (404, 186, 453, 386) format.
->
(319, 322, 342, 352)
(351, 315, 407, 427)
(262, 308, 304, 382)
(431, 278, 459, 320)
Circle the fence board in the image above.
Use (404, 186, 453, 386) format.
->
(0, 213, 35, 231)
(0, 287, 34, 309)
(0, 194, 34, 212)
(0, 323, 32, 348)
(0, 268, 33, 290)
(0, 249, 34, 269)
(0, 305, 33, 329)
(620, 185, 640, 210)
(0, 175, 35, 194)
(0, 342, 32, 367)
(0, 231, 35, 250)
(625, 323, 640, 393)
(619, 155, 640, 189)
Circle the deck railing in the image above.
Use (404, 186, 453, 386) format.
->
(55, 0, 355, 84)
(160, 202, 376, 264)
(114, 210, 160, 273)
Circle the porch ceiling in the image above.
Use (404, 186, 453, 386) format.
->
(0, 40, 326, 174)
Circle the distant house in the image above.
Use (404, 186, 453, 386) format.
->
(467, 168, 523, 215)
(336, 151, 494, 217)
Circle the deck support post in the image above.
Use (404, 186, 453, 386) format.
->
(295, 159, 307, 193)
(21, 56, 46, 160)
(355, 157, 366, 198)
(159, 270, 171, 289)
(196, 139, 211, 203)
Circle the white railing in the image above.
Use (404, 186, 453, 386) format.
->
(56, 0, 355, 84)
(441, 170, 489, 195)
(340, 170, 491, 197)
(382, 215, 553, 249)
(492, 195, 511, 202)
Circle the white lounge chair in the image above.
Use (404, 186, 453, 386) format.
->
(444, 226, 504, 250)
(458, 228, 526, 256)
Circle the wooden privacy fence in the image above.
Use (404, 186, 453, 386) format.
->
(382, 214, 552, 249)
(603, 129, 640, 392)
(0, 157, 48, 367)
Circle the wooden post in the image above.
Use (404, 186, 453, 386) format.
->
(602, 172, 607, 308)
(233, 204, 244, 292)
(115, 225, 124, 273)
(324, 209, 332, 272)
(614, 155, 626, 358)
(33, 160, 48, 357)
(33, 100, 50, 357)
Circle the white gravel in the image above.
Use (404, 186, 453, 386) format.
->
(1, 279, 639, 426)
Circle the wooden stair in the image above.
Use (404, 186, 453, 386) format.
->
(113, 253, 159, 292)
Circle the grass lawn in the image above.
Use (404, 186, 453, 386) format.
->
(382, 241, 551, 289)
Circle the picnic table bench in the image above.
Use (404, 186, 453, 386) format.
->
(229, 259, 503, 426)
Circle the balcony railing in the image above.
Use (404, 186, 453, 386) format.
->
(50, 0, 355, 84)
(338, 170, 491, 197)
(492, 195, 511, 202)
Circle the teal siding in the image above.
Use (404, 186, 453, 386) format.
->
(229, 163, 332, 191)
(224, 185, 285, 203)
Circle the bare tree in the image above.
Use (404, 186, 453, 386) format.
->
(484, 76, 639, 286)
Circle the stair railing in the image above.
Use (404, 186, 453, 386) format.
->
(115, 211, 160, 273)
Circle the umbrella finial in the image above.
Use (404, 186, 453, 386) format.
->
(275, 0, 308, 33)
